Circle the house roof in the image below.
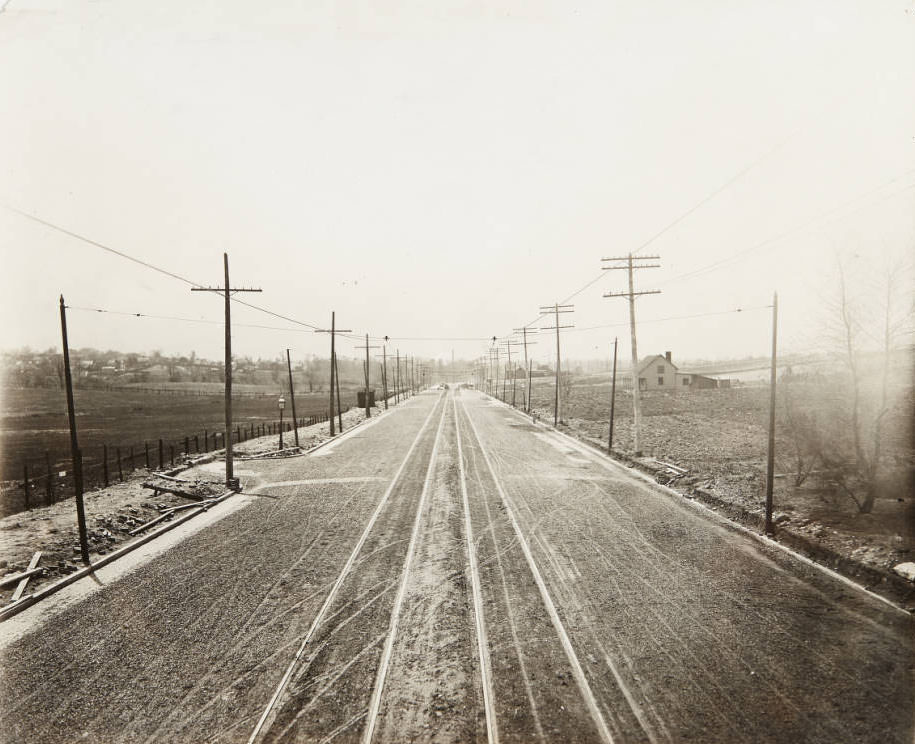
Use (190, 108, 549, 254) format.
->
(636, 354, 678, 375)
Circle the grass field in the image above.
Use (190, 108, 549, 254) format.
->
(0, 385, 347, 485)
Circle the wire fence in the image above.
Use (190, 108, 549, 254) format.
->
(1, 411, 336, 518)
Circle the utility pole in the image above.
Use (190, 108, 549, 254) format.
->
(191, 253, 262, 488)
(501, 339, 521, 407)
(527, 359, 533, 416)
(59, 296, 90, 565)
(354, 335, 380, 417)
(540, 303, 574, 427)
(380, 336, 390, 409)
(315, 312, 352, 436)
(608, 337, 618, 452)
(765, 292, 779, 535)
(602, 253, 660, 457)
(333, 351, 343, 432)
(286, 349, 299, 447)
(512, 327, 538, 412)
(395, 349, 401, 403)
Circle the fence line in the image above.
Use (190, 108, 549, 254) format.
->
(3, 410, 341, 517)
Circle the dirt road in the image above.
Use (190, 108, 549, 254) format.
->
(1, 389, 911, 743)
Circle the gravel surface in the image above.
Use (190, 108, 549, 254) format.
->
(0, 389, 910, 743)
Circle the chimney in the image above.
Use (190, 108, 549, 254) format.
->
(665, 351, 672, 363)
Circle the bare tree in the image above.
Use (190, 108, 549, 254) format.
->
(816, 258, 912, 513)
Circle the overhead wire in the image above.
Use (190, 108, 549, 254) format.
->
(3, 205, 358, 339)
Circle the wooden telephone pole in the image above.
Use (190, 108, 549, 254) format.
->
(354, 335, 380, 417)
(285, 349, 300, 447)
(191, 253, 262, 488)
(608, 337, 618, 452)
(315, 312, 351, 435)
(512, 327, 538, 412)
(602, 254, 660, 457)
(59, 296, 90, 564)
(378, 336, 390, 409)
(765, 292, 779, 534)
(540, 303, 574, 426)
(501, 339, 521, 406)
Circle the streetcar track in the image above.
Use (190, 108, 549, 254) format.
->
(247, 391, 446, 744)
(461, 405, 548, 742)
(453, 393, 499, 744)
(360, 393, 449, 744)
(458, 394, 619, 744)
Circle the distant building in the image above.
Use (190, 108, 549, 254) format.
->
(675, 372, 719, 390)
(636, 352, 678, 390)
(636, 351, 730, 391)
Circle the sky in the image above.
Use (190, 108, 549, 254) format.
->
(0, 0, 912, 369)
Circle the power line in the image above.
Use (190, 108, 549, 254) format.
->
(65, 305, 319, 334)
(4, 205, 362, 339)
(630, 130, 796, 257)
(6, 206, 203, 287)
(506, 167, 914, 338)
(568, 304, 771, 333)
(662, 171, 915, 286)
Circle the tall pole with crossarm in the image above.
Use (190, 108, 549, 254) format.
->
(191, 253, 261, 488)
(602, 253, 660, 457)
(540, 304, 574, 426)
(315, 313, 352, 435)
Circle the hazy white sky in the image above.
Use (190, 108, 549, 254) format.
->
(0, 0, 912, 366)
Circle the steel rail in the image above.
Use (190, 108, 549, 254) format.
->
(453, 393, 500, 744)
(360, 393, 450, 743)
(247, 390, 446, 744)
(457, 394, 617, 744)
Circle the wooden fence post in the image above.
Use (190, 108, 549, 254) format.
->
(23, 465, 30, 510)
(185, 436, 189, 455)
(194, 435, 199, 452)
(117, 447, 123, 481)
(130, 446, 135, 471)
(45, 451, 54, 504)
(170, 445, 174, 467)
(204, 430, 209, 453)
(145, 441, 150, 469)
(158, 439, 164, 469)
(103, 444, 109, 487)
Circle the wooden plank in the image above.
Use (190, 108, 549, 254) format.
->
(150, 472, 194, 484)
(141, 483, 205, 501)
(0, 566, 45, 589)
(11, 551, 42, 602)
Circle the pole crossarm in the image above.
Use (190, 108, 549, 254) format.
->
(540, 324, 575, 330)
(601, 264, 661, 270)
(602, 255, 660, 261)
(191, 287, 263, 293)
(603, 289, 661, 298)
(315, 328, 353, 334)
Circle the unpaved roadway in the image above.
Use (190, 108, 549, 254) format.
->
(1, 389, 911, 743)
